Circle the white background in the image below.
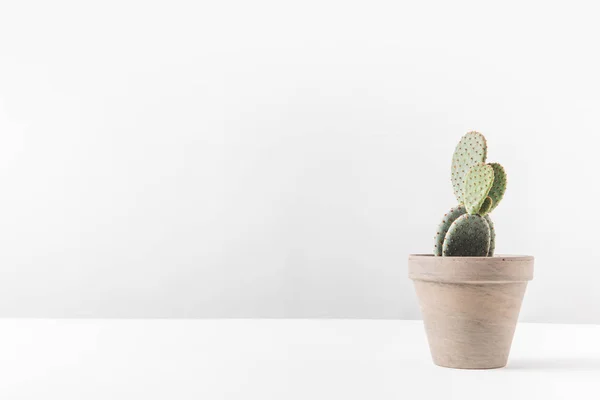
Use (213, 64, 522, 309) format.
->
(0, 0, 598, 322)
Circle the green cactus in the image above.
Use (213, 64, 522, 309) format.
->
(451, 131, 487, 204)
(463, 163, 494, 214)
(487, 163, 507, 213)
(479, 197, 493, 216)
(434, 132, 506, 257)
(434, 205, 466, 256)
(485, 214, 496, 256)
(442, 214, 490, 256)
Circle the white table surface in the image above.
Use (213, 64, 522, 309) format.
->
(1, 319, 599, 399)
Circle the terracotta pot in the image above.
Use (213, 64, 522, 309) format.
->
(408, 254, 534, 369)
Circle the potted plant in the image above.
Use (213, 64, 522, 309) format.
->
(408, 132, 534, 369)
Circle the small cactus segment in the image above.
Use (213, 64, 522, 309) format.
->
(433, 205, 467, 256)
(487, 163, 507, 213)
(485, 214, 495, 256)
(463, 163, 494, 214)
(478, 196, 493, 216)
(442, 214, 491, 256)
(451, 131, 487, 204)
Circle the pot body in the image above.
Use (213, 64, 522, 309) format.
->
(408, 254, 534, 369)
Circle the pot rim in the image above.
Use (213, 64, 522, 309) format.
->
(408, 254, 534, 283)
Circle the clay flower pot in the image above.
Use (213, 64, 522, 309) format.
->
(408, 254, 534, 369)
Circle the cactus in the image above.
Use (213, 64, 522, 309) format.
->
(434, 132, 506, 257)
(451, 131, 487, 204)
(442, 214, 490, 256)
(463, 163, 494, 214)
(485, 214, 496, 256)
(487, 163, 507, 213)
(479, 197, 493, 216)
(433, 205, 466, 256)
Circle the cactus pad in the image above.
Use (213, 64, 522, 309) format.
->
(451, 131, 487, 204)
(442, 214, 490, 256)
(463, 163, 494, 214)
(485, 214, 495, 256)
(487, 163, 507, 213)
(433, 205, 467, 256)
(478, 196, 493, 216)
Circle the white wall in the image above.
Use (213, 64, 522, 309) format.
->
(0, 0, 599, 321)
